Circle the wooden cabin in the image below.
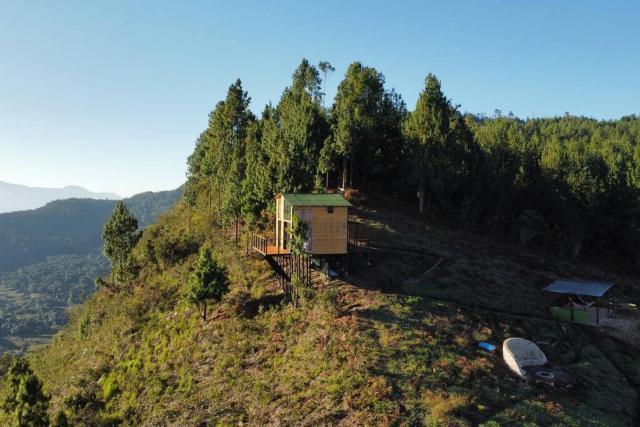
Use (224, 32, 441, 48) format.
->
(272, 193, 352, 256)
(250, 193, 357, 301)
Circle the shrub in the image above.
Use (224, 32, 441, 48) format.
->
(77, 312, 92, 341)
(423, 390, 472, 426)
(1, 358, 50, 427)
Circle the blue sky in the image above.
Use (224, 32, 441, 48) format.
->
(1, 1, 638, 196)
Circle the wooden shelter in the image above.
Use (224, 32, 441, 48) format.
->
(543, 279, 614, 325)
(272, 193, 352, 256)
(251, 193, 353, 305)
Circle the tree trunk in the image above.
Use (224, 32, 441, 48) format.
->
(571, 235, 585, 258)
(217, 187, 221, 226)
(208, 176, 212, 212)
(325, 171, 329, 189)
(235, 218, 239, 244)
(342, 157, 348, 189)
(349, 156, 354, 187)
(202, 301, 207, 321)
(418, 176, 425, 214)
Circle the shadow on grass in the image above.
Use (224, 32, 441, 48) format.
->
(235, 293, 286, 319)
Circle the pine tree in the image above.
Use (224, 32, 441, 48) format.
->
(241, 119, 273, 223)
(2, 358, 50, 427)
(371, 89, 407, 190)
(331, 62, 388, 189)
(318, 60, 335, 107)
(101, 201, 140, 288)
(183, 176, 198, 232)
(403, 73, 475, 214)
(318, 135, 338, 189)
(195, 80, 253, 226)
(275, 59, 329, 192)
(289, 213, 309, 256)
(187, 246, 230, 320)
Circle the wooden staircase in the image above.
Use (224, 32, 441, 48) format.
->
(252, 234, 312, 305)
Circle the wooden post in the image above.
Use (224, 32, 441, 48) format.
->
(570, 303, 574, 322)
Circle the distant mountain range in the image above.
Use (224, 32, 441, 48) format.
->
(0, 181, 120, 213)
(0, 187, 183, 273)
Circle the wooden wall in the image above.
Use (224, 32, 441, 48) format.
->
(300, 206, 348, 255)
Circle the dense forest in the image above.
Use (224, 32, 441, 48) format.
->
(186, 58, 640, 269)
(0, 252, 109, 337)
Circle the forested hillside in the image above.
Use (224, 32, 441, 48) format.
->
(0, 252, 109, 338)
(0, 188, 182, 353)
(187, 60, 640, 270)
(0, 188, 183, 273)
(1, 60, 638, 425)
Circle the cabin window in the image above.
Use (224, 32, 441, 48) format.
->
(327, 206, 334, 213)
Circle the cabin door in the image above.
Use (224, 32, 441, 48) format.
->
(296, 209, 313, 252)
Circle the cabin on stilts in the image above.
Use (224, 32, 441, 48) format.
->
(251, 193, 353, 303)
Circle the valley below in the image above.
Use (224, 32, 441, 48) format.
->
(0, 188, 182, 355)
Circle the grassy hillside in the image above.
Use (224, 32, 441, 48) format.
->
(7, 191, 637, 426)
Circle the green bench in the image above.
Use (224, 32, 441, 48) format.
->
(550, 306, 590, 323)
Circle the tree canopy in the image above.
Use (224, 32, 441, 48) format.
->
(187, 245, 230, 320)
(184, 59, 640, 267)
(2, 358, 50, 426)
(101, 201, 140, 288)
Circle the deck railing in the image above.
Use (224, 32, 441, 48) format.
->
(251, 234, 283, 255)
(347, 220, 369, 249)
(349, 237, 369, 248)
(252, 234, 268, 255)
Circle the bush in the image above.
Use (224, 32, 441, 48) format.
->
(143, 227, 199, 268)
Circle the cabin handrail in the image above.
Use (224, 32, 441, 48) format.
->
(251, 233, 279, 255)
(251, 234, 268, 254)
(349, 237, 369, 248)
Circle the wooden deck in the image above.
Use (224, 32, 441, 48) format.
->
(251, 234, 290, 256)
(259, 245, 290, 256)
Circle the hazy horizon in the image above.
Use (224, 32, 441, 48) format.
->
(2, 0, 639, 196)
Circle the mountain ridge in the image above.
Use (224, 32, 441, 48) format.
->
(0, 180, 121, 213)
(0, 187, 183, 273)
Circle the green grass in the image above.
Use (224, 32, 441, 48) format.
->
(1, 194, 637, 425)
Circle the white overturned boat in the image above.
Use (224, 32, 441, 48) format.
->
(502, 338, 547, 378)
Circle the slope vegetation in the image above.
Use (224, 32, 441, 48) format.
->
(9, 192, 637, 426)
(0, 188, 183, 353)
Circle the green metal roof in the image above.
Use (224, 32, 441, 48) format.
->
(281, 193, 352, 207)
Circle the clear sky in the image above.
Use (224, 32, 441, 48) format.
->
(1, 1, 638, 196)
